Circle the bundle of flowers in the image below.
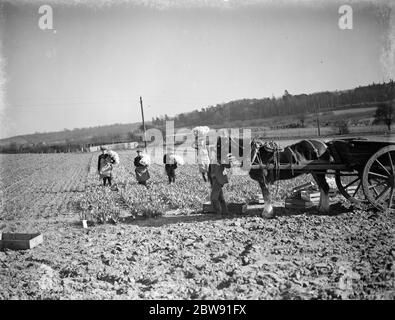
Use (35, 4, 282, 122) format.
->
(139, 153, 151, 166)
(197, 148, 210, 163)
(170, 154, 185, 165)
(227, 153, 241, 166)
(217, 128, 230, 138)
(108, 150, 120, 164)
(192, 126, 210, 136)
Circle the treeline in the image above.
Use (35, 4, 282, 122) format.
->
(0, 142, 88, 154)
(152, 81, 394, 128)
(1, 81, 393, 153)
(0, 131, 143, 154)
(1, 123, 141, 146)
(0, 124, 144, 154)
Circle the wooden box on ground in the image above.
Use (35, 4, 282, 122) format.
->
(0, 233, 43, 250)
(228, 203, 248, 214)
(249, 194, 264, 205)
(203, 202, 247, 214)
(203, 202, 214, 213)
(286, 195, 338, 210)
(300, 189, 337, 202)
(346, 186, 358, 194)
(284, 197, 316, 209)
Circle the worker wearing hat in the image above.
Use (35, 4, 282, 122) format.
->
(97, 146, 115, 186)
(208, 147, 231, 216)
(196, 139, 210, 182)
(163, 149, 178, 184)
(134, 149, 150, 187)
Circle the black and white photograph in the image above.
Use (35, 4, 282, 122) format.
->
(0, 0, 394, 303)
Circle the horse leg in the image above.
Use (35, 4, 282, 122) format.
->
(312, 173, 330, 213)
(219, 188, 230, 216)
(210, 179, 223, 215)
(259, 180, 274, 218)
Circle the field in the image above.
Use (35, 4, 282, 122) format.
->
(0, 151, 394, 300)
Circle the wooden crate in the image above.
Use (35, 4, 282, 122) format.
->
(228, 203, 248, 215)
(203, 202, 247, 214)
(203, 202, 214, 213)
(250, 194, 264, 204)
(285, 198, 316, 209)
(0, 233, 43, 250)
(301, 189, 337, 201)
(346, 186, 358, 193)
(301, 191, 320, 202)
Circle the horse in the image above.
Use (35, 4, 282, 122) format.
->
(216, 136, 332, 218)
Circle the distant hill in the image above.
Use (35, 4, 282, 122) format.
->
(0, 81, 393, 153)
(0, 122, 142, 148)
(151, 81, 394, 129)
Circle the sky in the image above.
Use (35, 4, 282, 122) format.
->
(0, 0, 393, 138)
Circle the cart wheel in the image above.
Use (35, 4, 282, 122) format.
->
(362, 146, 395, 212)
(335, 170, 365, 205)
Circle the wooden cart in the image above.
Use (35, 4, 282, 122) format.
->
(250, 138, 395, 212)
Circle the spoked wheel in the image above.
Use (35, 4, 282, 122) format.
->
(335, 170, 366, 205)
(362, 146, 395, 213)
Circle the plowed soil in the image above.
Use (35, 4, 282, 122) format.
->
(1, 204, 393, 300)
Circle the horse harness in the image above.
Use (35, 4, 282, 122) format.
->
(250, 140, 283, 196)
(251, 139, 323, 177)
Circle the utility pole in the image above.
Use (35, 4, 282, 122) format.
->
(140, 96, 147, 150)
